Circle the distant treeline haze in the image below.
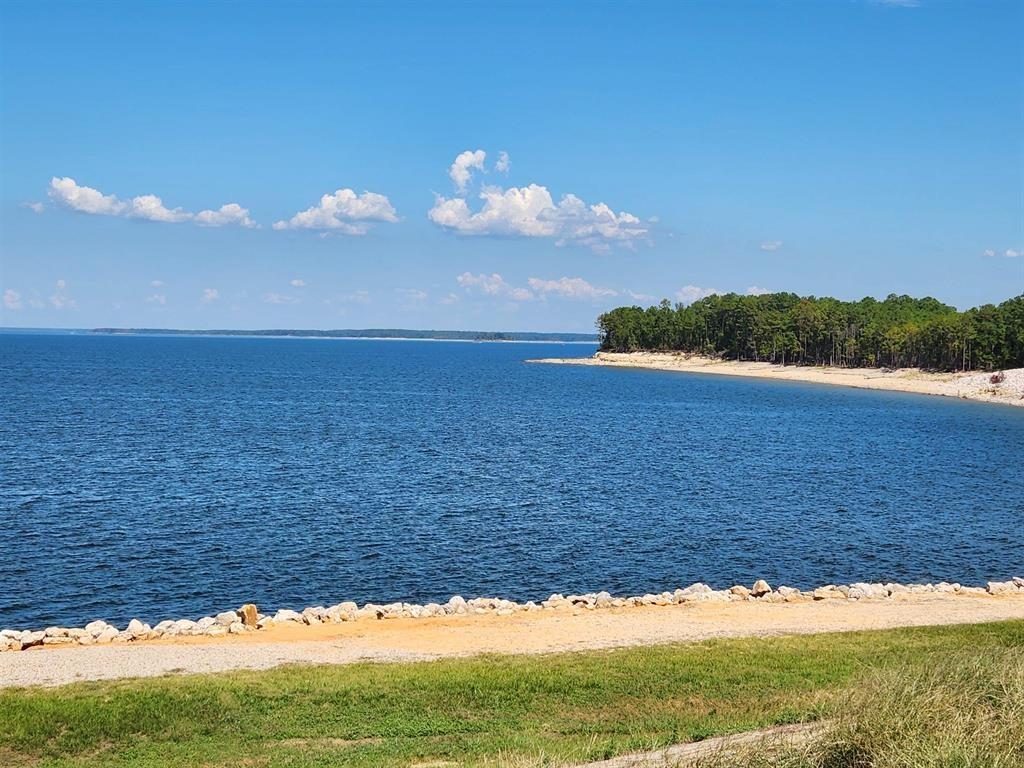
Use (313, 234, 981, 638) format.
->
(597, 293, 1024, 371)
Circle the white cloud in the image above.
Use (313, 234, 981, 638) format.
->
(50, 279, 76, 309)
(626, 290, 657, 302)
(273, 188, 398, 234)
(527, 276, 617, 300)
(3, 289, 22, 310)
(264, 292, 300, 305)
(456, 272, 509, 295)
(24, 201, 45, 214)
(150, 279, 164, 287)
(146, 293, 167, 305)
(982, 249, 996, 257)
(49, 177, 127, 216)
(675, 285, 721, 304)
(290, 279, 306, 287)
(495, 151, 510, 174)
(194, 203, 257, 228)
(48, 177, 255, 228)
(746, 286, 771, 296)
(127, 194, 191, 223)
(439, 293, 459, 305)
(760, 241, 783, 252)
(456, 272, 535, 301)
(449, 149, 487, 192)
(201, 288, 219, 303)
(1006, 249, 1021, 258)
(430, 182, 648, 253)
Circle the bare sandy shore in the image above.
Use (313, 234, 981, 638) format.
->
(529, 352, 1024, 407)
(2, 593, 1022, 689)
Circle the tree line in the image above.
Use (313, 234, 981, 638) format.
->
(597, 293, 1024, 371)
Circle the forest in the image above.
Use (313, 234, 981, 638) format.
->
(597, 293, 1024, 371)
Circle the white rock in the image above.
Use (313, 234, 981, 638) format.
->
(751, 580, 772, 597)
(95, 626, 119, 644)
(214, 611, 239, 626)
(987, 581, 1017, 595)
(272, 609, 304, 624)
(126, 619, 150, 638)
(84, 620, 110, 637)
(228, 621, 246, 634)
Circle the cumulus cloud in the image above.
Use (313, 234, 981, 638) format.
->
(676, 285, 721, 304)
(1007, 249, 1021, 258)
(48, 177, 256, 228)
(273, 188, 398, 234)
(760, 241, 783, 252)
(50, 279, 76, 309)
(982, 249, 996, 257)
(430, 185, 648, 253)
(146, 293, 167, 305)
(127, 194, 191, 223)
(456, 272, 509, 295)
(3, 289, 22, 310)
(982, 248, 1021, 258)
(449, 149, 487, 192)
(495, 151, 510, 174)
(527, 276, 617, 300)
(746, 286, 771, 296)
(429, 152, 649, 253)
(290, 279, 306, 287)
(194, 203, 257, 228)
(24, 201, 45, 214)
(626, 290, 656, 302)
(201, 288, 219, 303)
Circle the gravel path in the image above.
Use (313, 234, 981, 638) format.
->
(2, 592, 1022, 688)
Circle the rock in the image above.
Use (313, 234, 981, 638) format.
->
(256, 616, 275, 629)
(884, 583, 909, 596)
(238, 604, 259, 627)
(214, 611, 238, 627)
(44, 627, 70, 638)
(729, 585, 751, 597)
(172, 619, 198, 634)
(751, 580, 772, 597)
(196, 616, 217, 630)
(205, 626, 227, 637)
(959, 586, 987, 596)
(77, 635, 95, 645)
(95, 626, 119, 644)
(446, 595, 468, 614)
(1013, 576, 1024, 588)
(154, 620, 176, 634)
(126, 619, 150, 638)
(935, 582, 960, 593)
(272, 609, 304, 624)
(848, 583, 887, 600)
(42, 635, 76, 645)
(20, 631, 44, 648)
(84, 620, 110, 637)
(776, 586, 803, 601)
(987, 581, 1017, 595)
(228, 621, 246, 634)
(812, 586, 843, 600)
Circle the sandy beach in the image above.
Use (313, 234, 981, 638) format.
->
(3, 591, 1022, 689)
(530, 352, 1024, 407)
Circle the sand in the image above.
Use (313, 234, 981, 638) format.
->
(2, 592, 1022, 688)
(529, 352, 1024, 407)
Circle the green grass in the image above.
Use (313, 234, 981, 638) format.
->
(1, 621, 1021, 767)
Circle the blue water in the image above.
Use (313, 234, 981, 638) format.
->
(1, 332, 1022, 629)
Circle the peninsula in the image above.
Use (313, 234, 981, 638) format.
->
(532, 292, 1024, 406)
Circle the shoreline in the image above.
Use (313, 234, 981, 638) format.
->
(2, 577, 1022, 687)
(2, 588, 1022, 688)
(529, 352, 1024, 407)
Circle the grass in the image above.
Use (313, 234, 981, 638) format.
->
(0, 620, 1021, 767)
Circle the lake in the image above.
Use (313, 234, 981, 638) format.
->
(1, 332, 1022, 629)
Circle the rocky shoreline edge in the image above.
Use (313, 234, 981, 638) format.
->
(3, 577, 1023, 653)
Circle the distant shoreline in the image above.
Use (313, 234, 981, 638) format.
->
(530, 351, 1024, 407)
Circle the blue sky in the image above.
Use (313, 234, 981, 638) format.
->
(1, 0, 1021, 332)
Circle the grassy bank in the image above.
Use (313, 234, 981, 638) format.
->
(1, 621, 1021, 767)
